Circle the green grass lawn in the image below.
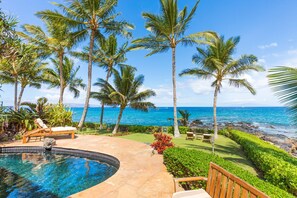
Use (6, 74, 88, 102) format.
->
(118, 133, 257, 175)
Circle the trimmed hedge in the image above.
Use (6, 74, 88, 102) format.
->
(226, 130, 297, 195)
(163, 147, 294, 198)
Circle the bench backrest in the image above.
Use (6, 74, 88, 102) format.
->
(206, 163, 268, 198)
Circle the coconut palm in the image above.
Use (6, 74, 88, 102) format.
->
(95, 66, 156, 134)
(180, 35, 264, 139)
(73, 35, 130, 129)
(0, 43, 35, 110)
(37, 0, 134, 129)
(18, 21, 78, 104)
(268, 66, 297, 124)
(17, 60, 47, 108)
(43, 57, 86, 100)
(132, 0, 214, 137)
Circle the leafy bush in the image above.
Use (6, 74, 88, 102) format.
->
(151, 133, 174, 154)
(163, 147, 294, 198)
(168, 126, 189, 134)
(44, 104, 72, 126)
(227, 130, 297, 195)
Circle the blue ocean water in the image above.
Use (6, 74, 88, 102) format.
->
(71, 107, 297, 137)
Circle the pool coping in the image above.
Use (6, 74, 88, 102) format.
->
(0, 146, 120, 169)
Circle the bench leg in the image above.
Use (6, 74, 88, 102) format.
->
(71, 132, 75, 139)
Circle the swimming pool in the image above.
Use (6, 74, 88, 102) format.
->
(0, 147, 119, 198)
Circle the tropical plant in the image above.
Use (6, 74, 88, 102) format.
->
(268, 66, 297, 124)
(37, 0, 134, 129)
(18, 21, 78, 104)
(0, 43, 36, 110)
(43, 104, 72, 126)
(178, 109, 191, 126)
(180, 35, 264, 138)
(132, 0, 214, 137)
(95, 66, 156, 134)
(21, 97, 49, 120)
(43, 57, 86, 99)
(73, 35, 130, 129)
(17, 60, 47, 108)
(151, 132, 174, 154)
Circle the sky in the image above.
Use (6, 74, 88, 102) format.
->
(1, 0, 297, 107)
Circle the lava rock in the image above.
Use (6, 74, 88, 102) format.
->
(43, 138, 56, 150)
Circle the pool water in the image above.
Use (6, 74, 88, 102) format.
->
(0, 153, 117, 198)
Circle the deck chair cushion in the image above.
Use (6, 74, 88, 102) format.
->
(36, 118, 48, 129)
(50, 127, 77, 132)
(172, 189, 211, 198)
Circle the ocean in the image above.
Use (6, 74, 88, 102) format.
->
(71, 107, 297, 138)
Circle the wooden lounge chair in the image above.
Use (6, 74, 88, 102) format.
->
(173, 162, 269, 198)
(22, 118, 76, 143)
(186, 132, 195, 140)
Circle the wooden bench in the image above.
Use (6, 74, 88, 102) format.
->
(173, 162, 269, 198)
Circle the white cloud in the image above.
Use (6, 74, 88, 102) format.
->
(258, 42, 278, 50)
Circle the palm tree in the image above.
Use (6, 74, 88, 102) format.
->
(132, 0, 214, 137)
(43, 57, 86, 100)
(72, 35, 130, 129)
(268, 66, 297, 124)
(0, 43, 35, 110)
(178, 109, 191, 126)
(180, 35, 264, 139)
(18, 21, 78, 104)
(17, 60, 47, 108)
(37, 0, 134, 129)
(95, 66, 156, 134)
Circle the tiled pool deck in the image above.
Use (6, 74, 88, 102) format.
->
(1, 135, 174, 198)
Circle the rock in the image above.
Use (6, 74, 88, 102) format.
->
(43, 138, 56, 150)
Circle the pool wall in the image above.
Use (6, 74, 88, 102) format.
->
(0, 146, 120, 169)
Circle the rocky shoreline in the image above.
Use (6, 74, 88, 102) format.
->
(190, 120, 297, 157)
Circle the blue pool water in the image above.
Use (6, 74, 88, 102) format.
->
(0, 153, 117, 198)
(71, 107, 297, 137)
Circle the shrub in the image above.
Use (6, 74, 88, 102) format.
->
(168, 126, 189, 134)
(151, 133, 174, 154)
(163, 147, 294, 198)
(44, 104, 72, 126)
(226, 130, 297, 195)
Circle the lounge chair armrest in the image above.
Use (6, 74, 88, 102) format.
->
(174, 177, 208, 192)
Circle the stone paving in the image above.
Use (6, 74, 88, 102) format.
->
(1, 135, 174, 198)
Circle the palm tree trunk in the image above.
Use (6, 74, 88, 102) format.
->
(58, 52, 64, 104)
(78, 30, 95, 129)
(112, 107, 124, 134)
(14, 75, 18, 111)
(172, 47, 180, 137)
(213, 86, 219, 139)
(99, 68, 112, 129)
(17, 85, 25, 109)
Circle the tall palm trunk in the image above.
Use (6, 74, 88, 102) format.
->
(58, 52, 64, 104)
(112, 107, 124, 134)
(17, 85, 25, 109)
(99, 68, 112, 129)
(172, 47, 180, 137)
(78, 30, 95, 129)
(213, 86, 219, 139)
(14, 75, 18, 111)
